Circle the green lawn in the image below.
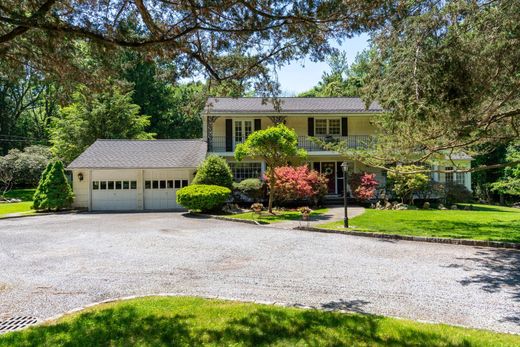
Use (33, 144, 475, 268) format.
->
(0, 296, 518, 346)
(229, 208, 328, 224)
(0, 201, 35, 218)
(318, 204, 520, 243)
(0, 189, 36, 218)
(4, 188, 36, 201)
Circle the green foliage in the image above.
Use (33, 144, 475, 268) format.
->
(444, 183, 473, 205)
(299, 50, 372, 97)
(50, 85, 155, 164)
(192, 155, 233, 189)
(0, 145, 52, 195)
(235, 124, 306, 213)
(1, 296, 519, 346)
(362, 1, 520, 167)
(491, 143, 520, 196)
(387, 166, 430, 204)
(32, 161, 74, 211)
(232, 178, 264, 203)
(176, 184, 231, 212)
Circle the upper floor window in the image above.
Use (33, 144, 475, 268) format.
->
(315, 119, 341, 136)
(234, 120, 253, 144)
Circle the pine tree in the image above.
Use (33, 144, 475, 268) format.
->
(32, 161, 53, 210)
(32, 160, 74, 211)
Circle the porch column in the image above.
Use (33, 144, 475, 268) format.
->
(206, 115, 219, 152)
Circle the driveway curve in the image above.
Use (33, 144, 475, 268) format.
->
(0, 212, 519, 334)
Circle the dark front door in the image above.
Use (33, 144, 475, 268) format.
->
(322, 162, 336, 194)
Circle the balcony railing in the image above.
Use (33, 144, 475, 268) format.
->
(210, 135, 374, 152)
(298, 135, 373, 151)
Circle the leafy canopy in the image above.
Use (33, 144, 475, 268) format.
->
(235, 124, 306, 167)
(50, 84, 154, 164)
(360, 0, 520, 170)
(491, 143, 520, 196)
(387, 165, 430, 204)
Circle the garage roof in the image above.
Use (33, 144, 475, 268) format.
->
(67, 139, 207, 169)
(205, 97, 383, 114)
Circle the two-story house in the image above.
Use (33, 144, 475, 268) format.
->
(67, 97, 472, 211)
(204, 97, 472, 197)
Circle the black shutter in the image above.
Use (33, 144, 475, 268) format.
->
(341, 117, 348, 136)
(225, 119, 233, 152)
(313, 162, 320, 172)
(308, 117, 314, 136)
(254, 119, 261, 131)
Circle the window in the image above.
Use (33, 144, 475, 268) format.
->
(131, 181, 137, 189)
(182, 180, 189, 187)
(123, 181, 129, 189)
(445, 167, 465, 185)
(315, 119, 327, 135)
(145, 180, 151, 189)
(115, 181, 122, 189)
(174, 180, 181, 188)
(93, 181, 99, 190)
(100, 181, 107, 190)
(315, 118, 341, 136)
(229, 162, 262, 181)
(108, 181, 114, 189)
(152, 180, 159, 189)
(328, 119, 340, 135)
(234, 120, 253, 144)
(167, 180, 174, 188)
(160, 180, 166, 189)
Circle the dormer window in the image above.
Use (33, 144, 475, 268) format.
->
(315, 118, 341, 136)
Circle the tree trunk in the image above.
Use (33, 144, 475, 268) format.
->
(268, 170, 275, 214)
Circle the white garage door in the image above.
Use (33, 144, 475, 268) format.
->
(91, 171, 139, 211)
(144, 178, 188, 210)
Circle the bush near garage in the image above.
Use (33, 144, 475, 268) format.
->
(192, 155, 233, 189)
(176, 184, 231, 212)
(232, 178, 265, 204)
(32, 160, 74, 211)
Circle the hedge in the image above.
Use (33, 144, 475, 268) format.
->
(176, 184, 231, 212)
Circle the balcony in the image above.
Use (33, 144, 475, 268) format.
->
(209, 135, 374, 153)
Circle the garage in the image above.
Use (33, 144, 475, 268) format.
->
(67, 139, 207, 211)
(91, 170, 139, 211)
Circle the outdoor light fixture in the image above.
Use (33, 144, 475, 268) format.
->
(341, 161, 349, 228)
(78, 172, 84, 181)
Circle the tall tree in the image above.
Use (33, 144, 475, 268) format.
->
(299, 50, 372, 97)
(235, 124, 306, 213)
(50, 85, 154, 163)
(359, 0, 520, 173)
(0, 1, 397, 93)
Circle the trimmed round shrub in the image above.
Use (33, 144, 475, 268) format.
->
(192, 155, 233, 189)
(176, 184, 231, 212)
(232, 178, 264, 203)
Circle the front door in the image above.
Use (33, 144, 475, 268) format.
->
(322, 162, 336, 194)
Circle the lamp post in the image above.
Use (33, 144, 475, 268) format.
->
(341, 161, 349, 228)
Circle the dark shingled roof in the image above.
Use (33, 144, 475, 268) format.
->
(205, 97, 383, 114)
(67, 139, 207, 169)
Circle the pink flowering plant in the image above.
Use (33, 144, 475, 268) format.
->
(265, 165, 328, 205)
(351, 172, 379, 201)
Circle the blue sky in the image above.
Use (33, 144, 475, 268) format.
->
(276, 33, 369, 95)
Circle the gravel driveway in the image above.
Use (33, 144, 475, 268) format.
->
(1, 212, 519, 334)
